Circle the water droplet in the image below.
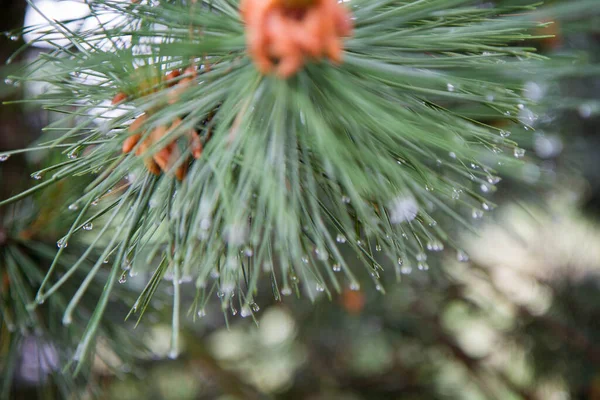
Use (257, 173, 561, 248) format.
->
(315, 283, 325, 292)
(3, 78, 13, 86)
(57, 238, 68, 248)
(447, 83, 455, 92)
(243, 246, 254, 257)
(472, 209, 484, 219)
(401, 265, 412, 274)
(251, 302, 260, 312)
(31, 172, 43, 180)
(332, 263, 341, 272)
(197, 309, 206, 317)
(436, 159, 443, 166)
(0, 154, 10, 162)
(375, 284, 383, 292)
(301, 256, 309, 264)
(375, 244, 382, 252)
(91, 199, 99, 206)
(482, 202, 492, 211)
(349, 283, 360, 291)
(10, 35, 18, 41)
(513, 148, 526, 158)
(336, 234, 347, 243)
(341, 195, 351, 204)
(216, 291, 225, 298)
(240, 306, 251, 318)
(425, 184, 434, 192)
(168, 350, 179, 360)
(499, 130, 511, 138)
(416, 252, 427, 262)
(480, 183, 490, 193)
(83, 222, 93, 231)
(457, 250, 470, 262)
(62, 314, 72, 325)
(230, 306, 238, 316)
(417, 262, 429, 271)
(452, 189, 462, 200)
(67, 148, 80, 160)
(426, 240, 444, 252)
(517, 103, 524, 110)
(281, 286, 292, 296)
(118, 274, 127, 284)
(487, 175, 501, 185)
(449, 152, 457, 159)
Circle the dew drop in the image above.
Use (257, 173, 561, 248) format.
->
(281, 286, 292, 296)
(301, 256, 309, 264)
(472, 209, 484, 219)
(457, 250, 470, 262)
(452, 189, 462, 200)
(332, 263, 341, 272)
(487, 175, 501, 184)
(449, 152, 457, 159)
(416, 252, 427, 262)
(31, 172, 43, 180)
(482, 202, 491, 211)
(500, 130, 511, 138)
(243, 246, 254, 257)
(341, 195, 351, 204)
(118, 274, 127, 284)
(349, 282, 360, 291)
(336, 234, 347, 243)
(67, 148, 80, 160)
(240, 306, 251, 318)
(315, 283, 325, 292)
(83, 222, 93, 231)
(375, 244, 382, 252)
(417, 262, 429, 271)
(0, 154, 10, 162)
(375, 284, 383, 292)
(251, 302, 260, 312)
(513, 148, 526, 158)
(480, 183, 490, 193)
(426, 240, 444, 252)
(62, 314, 72, 326)
(168, 350, 179, 360)
(10, 35, 18, 41)
(57, 238, 68, 248)
(216, 291, 225, 298)
(447, 83, 455, 92)
(68, 203, 79, 211)
(197, 309, 206, 318)
(401, 265, 412, 274)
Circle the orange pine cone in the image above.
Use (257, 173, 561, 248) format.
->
(118, 67, 202, 180)
(241, 0, 353, 78)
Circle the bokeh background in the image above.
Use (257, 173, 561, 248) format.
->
(1, 1, 600, 399)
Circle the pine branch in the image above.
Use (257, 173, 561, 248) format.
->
(1, 0, 599, 368)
